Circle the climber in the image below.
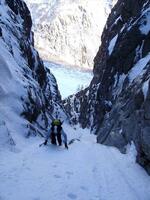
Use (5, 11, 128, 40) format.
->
(44, 119, 68, 149)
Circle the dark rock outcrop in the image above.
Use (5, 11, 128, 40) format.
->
(64, 0, 150, 173)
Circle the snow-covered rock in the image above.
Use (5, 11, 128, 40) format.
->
(25, 0, 117, 69)
(0, 0, 67, 149)
(64, 0, 150, 174)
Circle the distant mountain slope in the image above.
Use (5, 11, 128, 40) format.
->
(25, 0, 117, 69)
(0, 0, 66, 149)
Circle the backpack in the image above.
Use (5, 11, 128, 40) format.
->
(51, 119, 62, 135)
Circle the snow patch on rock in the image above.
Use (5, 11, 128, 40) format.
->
(139, 8, 150, 35)
(142, 79, 149, 100)
(108, 34, 118, 55)
(129, 54, 150, 82)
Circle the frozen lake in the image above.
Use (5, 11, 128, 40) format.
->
(45, 61, 93, 99)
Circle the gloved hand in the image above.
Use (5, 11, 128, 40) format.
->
(65, 143, 68, 149)
(44, 140, 47, 145)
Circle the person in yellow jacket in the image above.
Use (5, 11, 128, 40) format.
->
(44, 119, 68, 149)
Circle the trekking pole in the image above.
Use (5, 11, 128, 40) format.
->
(39, 142, 45, 147)
(39, 139, 48, 147)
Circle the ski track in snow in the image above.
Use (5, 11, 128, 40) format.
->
(0, 125, 150, 200)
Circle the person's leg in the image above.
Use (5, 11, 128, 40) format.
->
(51, 133, 57, 145)
(57, 133, 62, 146)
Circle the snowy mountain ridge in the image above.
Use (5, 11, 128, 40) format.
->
(25, 0, 117, 68)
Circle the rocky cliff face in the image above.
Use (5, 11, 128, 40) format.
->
(0, 0, 66, 148)
(25, 0, 117, 69)
(64, 0, 150, 173)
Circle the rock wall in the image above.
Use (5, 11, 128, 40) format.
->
(0, 0, 66, 148)
(64, 0, 150, 173)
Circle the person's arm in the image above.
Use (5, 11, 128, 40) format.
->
(61, 129, 68, 149)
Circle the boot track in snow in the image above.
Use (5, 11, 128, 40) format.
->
(0, 125, 150, 200)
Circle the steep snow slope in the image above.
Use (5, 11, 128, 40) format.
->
(0, 0, 66, 149)
(25, 0, 117, 68)
(0, 125, 150, 200)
